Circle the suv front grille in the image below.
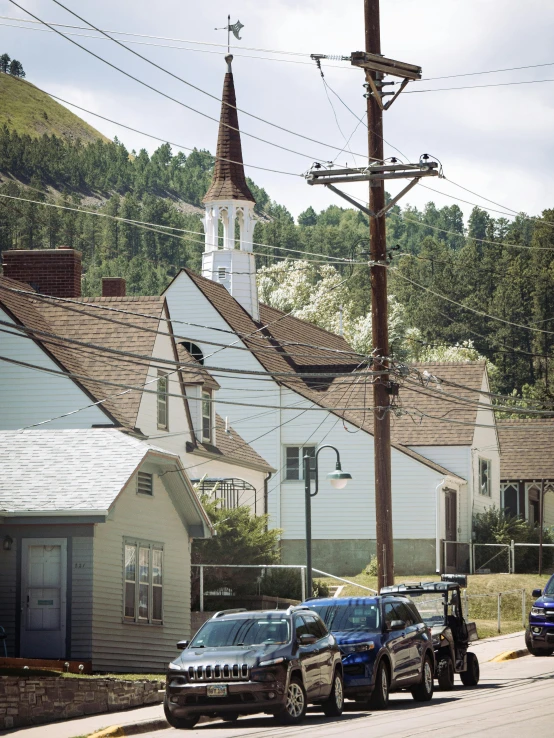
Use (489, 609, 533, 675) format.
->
(187, 664, 250, 681)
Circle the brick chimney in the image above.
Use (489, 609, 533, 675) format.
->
(102, 277, 126, 297)
(2, 247, 82, 298)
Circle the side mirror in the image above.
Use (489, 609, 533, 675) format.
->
(532, 589, 542, 599)
(388, 619, 406, 632)
(177, 640, 190, 650)
(299, 633, 317, 646)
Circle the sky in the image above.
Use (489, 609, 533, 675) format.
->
(1, 0, 554, 221)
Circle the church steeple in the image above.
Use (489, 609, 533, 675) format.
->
(203, 55, 255, 204)
(202, 55, 259, 321)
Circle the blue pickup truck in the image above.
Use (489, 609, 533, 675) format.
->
(526, 573, 554, 656)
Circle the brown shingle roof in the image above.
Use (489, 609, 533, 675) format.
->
(203, 61, 255, 204)
(188, 415, 275, 473)
(498, 419, 554, 480)
(176, 270, 469, 479)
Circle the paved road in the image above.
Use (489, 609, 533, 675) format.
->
(144, 654, 554, 738)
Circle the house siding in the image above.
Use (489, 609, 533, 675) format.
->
(91, 469, 190, 673)
(471, 373, 501, 524)
(164, 273, 281, 525)
(0, 535, 17, 656)
(70, 536, 94, 661)
(0, 307, 110, 429)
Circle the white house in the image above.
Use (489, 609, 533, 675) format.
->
(163, 55, 500, 575)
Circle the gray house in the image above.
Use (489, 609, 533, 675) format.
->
(0, 429, 212, 672)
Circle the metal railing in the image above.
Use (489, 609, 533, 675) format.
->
(192, 564, 377, 612)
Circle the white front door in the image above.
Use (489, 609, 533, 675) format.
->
(20, 539, 67, 658)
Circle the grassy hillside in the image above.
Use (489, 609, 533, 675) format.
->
(0, 73, 108, 142)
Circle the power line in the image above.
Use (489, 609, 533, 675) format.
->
(405, 77, 554, 94)
(392, 268, 554, 336)
(0, 193, 363, 266)
(6, 1, 345, 165)
(421, 60, 554, 82)
(10, 1, 374, 163)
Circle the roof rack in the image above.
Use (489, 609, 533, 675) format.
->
(211, 608, 248, 618)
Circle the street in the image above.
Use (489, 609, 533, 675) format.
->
(141, 654, 554, 738)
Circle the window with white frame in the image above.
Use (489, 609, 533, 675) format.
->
(157, 370, 168, 429)
(501, 482, 519, 517)
(285, 446, 316, 481)
(124, 541, 163, 624)
(202, 390, 212, 442)
(479, 458, 492, 496)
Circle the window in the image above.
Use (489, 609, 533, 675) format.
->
(202, 391, 212, 442)
(311, 603, 380, 631)
(124, 541, 163, 624)
(303, 615, 328, 640)
(501, 483, 519, 517)
(479, 458, 491, 496)
(294, 616, 310, 639)
(181, 341, 204, 365)
(527, 484, 541, 526)
(285, 446, 316, 481)
(384, 601, 404, 627)
(137, 471, 153, 496)
(157, 370, 168, 429)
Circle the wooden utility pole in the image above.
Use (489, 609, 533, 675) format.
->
(365, 0, 394, 590)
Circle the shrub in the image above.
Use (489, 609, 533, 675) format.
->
(364, 556, 378, 576)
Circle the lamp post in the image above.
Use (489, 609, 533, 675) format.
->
(304, 445, 352, 597)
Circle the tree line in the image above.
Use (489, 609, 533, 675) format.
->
(0, 54, 25, 77)
(0, 126, 552, 405)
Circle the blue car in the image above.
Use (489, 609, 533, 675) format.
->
(302, 596, 434, 709)
(526, 574, 554, 656)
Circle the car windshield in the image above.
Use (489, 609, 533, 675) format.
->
(190, 618, 290, 648)
(545, 577, 554, 596)
(310, 603, 380, 632)
(408, 592, 446, 625)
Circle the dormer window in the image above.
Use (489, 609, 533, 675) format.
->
(202, 390, 213, 443)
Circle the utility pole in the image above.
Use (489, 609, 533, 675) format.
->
(306, 8, 437, 592)
(365, 0, 393, 591)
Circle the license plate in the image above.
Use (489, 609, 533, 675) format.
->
(206, 685, 228, 698)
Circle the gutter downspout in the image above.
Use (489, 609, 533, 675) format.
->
(264, 471, 272, 525)
(435, 478, 445, 574)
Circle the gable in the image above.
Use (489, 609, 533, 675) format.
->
(0, 306, 110, 430)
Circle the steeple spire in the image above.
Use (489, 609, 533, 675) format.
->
(203, 55, 255, 204)
(201, 56, 259, 321)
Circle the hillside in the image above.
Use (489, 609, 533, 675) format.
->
(0, 73, 108, 143)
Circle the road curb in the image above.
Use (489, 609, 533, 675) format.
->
(490, 648, 529, 662)
(85, 719, 169, 738)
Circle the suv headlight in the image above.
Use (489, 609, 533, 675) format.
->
(168, 662, 182, 671)
(531, 607, 546, 616)
(258, 657, 284, 667)
(341, 642, 375, 654)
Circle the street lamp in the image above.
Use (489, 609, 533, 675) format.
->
(304, 445, 352, 596)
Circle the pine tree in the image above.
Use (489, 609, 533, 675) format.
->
(8, 59, 25, 78)
(0, 54, 10, 74)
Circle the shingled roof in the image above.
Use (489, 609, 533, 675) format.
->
(498, 419, 554, 480)
(203, 56, 255, 204)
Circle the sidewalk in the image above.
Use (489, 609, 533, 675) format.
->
(0, 702, 165, 738)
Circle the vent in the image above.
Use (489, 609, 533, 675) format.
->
(218, 267, 227, 281)
(137, 471, 153, 496)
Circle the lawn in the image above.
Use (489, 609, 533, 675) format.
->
(314, 572, 551, 638)
(0, 667, 164, 682)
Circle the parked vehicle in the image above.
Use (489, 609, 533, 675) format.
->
(380, 580, 479, 690)
(302, 595, 434, 710)
(165, 607, 344, 729)
(526, 574, 554, 656)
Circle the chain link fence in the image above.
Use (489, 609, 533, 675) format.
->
(473, 543, 511, 574)
(513, 543, 554, 574)
(443, 541, 471, 573)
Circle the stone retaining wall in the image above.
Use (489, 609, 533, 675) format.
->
(0, 676, 164, 730)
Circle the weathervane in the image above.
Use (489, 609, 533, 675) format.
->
(215, 15, 244, 54)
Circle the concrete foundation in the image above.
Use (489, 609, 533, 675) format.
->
(280, 539, 437, 577)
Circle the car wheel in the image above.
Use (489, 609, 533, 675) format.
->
(460, 652, 480, 686)
(220, 712, 240, 722)
(275, 677, 307, 725)
(411, 655, 434, 702)
(367, 660, 389, 710)
(322, 670, 344, 717)
(164, 697, 200, 730)
(526, 628, 554, 657)
(437, 657, 455, 691)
